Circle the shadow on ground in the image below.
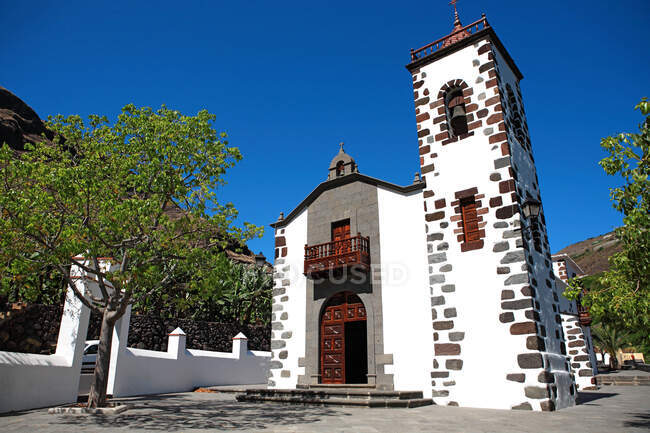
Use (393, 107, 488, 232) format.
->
(51, 394, 349, 430)
(576, 391, 618, 404)
(624, 412, 650, 429)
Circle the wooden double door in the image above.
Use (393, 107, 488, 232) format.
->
(320, 292, 368, 384)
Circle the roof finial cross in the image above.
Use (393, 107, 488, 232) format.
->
(339, 141, 344, 152)
(449, 0, 461, 27)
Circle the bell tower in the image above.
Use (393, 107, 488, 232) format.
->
(406, 5, 575, 411)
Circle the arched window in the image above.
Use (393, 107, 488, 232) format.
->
(445, 88, 468, 136)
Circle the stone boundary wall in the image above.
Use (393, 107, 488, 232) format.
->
(0, 304, 270, 354)
(126, 316, 270, 352)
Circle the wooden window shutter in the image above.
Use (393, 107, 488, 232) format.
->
(460, 197, 480, 243)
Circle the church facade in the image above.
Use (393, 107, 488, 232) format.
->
(268, 10, 595, 411)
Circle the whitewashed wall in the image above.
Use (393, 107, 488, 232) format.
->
(268, 208, 308, 388)
(377, 187, 433, 397)
(1, 261, 271, 412)
(0, 261, 105, 414)
(0, 286, 89, 413)
(108, 308, 270, 397)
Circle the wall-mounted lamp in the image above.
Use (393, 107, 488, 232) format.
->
(521, 199, 541, 219)
(520, 199, 541, 242)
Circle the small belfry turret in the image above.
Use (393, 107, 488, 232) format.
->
(327, 142, 358, 180)
(406, 3, 575, 411)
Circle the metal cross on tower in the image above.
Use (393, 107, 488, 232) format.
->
(449, 0, 461, 26)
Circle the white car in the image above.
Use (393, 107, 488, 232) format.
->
(82, 340, 99, 372)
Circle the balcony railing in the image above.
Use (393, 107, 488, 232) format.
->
(304, 234, 370, 277)
(410, 15, 489, 61)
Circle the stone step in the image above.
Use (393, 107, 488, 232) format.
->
(236, 393, 433, 408)
(239, 388, 424, 400)
(596, 375, 650, 386)
(302, 383, 377, 389)
(234, 388, 432, 408)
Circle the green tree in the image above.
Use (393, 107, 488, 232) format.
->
(204, 255, 273, 326)
(565, 99, 650, 331)
(133, 253, 273, 326)
(0, 105, 262, 407)
(590, 323, 629, 370)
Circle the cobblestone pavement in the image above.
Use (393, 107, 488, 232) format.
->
(0, 386, 648, 433)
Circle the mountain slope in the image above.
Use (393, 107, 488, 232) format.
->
(555, 230, 622, 276)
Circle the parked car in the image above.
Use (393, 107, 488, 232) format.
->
(82, 340, 99, 372)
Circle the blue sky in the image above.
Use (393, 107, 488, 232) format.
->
(2, 1, 648, 261)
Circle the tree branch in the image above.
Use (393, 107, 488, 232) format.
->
(57, 264, 102, 314)
(92, 256, 110, 300)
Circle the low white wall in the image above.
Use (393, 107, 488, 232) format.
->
(1, 261, 271, 412)
(0, 286, 89, 413)
(107, 308, 270, 397)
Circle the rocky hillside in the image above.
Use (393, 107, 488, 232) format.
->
(555, 230, 622, 276)
(0, 86, 55, 152)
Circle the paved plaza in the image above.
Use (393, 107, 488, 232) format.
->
(0, 386, 648, 433)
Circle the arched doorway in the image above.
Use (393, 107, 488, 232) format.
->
(320, 291, 368, 384)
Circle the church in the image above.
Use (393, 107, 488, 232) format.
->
(266, 7, 596, 411)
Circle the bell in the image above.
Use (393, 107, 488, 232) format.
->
(450, 105, 468, 134)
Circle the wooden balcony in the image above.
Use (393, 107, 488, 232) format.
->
(304, 234, 370, 277)
(578, 306, 592, 327)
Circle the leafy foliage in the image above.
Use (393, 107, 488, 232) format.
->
(565, 99, 650, 332)
(590, 322, 630, 369)
(134, 254, 272, 326)
(0, 104, 263, 406)
(191, 256, 272, 326)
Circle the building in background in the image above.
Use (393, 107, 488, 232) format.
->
(553, 254, 598, 390)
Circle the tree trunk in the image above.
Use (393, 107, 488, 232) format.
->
(87, 307, 118, 408)
(609, 351, 619, 370)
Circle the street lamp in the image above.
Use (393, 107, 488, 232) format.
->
(254, 252, 267, 268)
(520, 199, 541, 219)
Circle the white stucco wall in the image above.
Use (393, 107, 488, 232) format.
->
(0, 261, 106, 413)
(1, 260, 273, 413)
(377, 186, 432, 397)
(0, 286, 89, 413)
(108, 310, 270, 397)
(269, 208, 308, 388)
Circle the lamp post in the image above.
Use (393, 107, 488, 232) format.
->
(254, 252, 267, 268)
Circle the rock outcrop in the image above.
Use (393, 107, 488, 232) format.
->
(0, 86, 54, 151)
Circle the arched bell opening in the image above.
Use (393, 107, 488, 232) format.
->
(445, 87, 468, 136)
(319, 291, 368, 384)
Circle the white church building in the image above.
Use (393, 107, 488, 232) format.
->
(267, 9, 596, 411)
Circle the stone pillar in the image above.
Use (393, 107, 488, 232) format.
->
(106, 305, 131, 396)
(232, 332, 248, 359)
(168, 327, 187, 359)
